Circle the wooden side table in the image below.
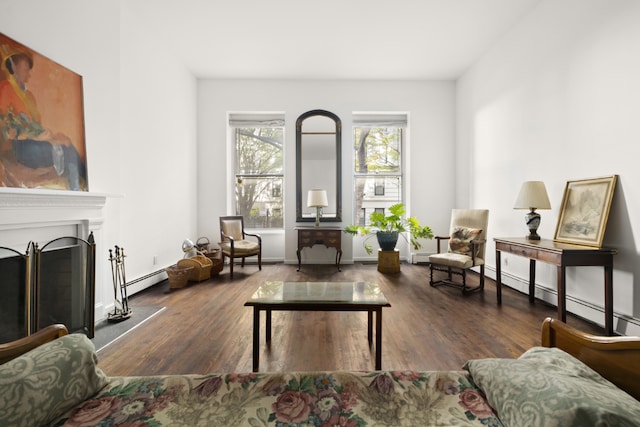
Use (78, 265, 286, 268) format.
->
(296, 227, 342, 271)
(494, 237, 616, 335)
(377, 249, 400, 273)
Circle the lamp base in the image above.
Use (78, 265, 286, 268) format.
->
(315, 207, 321, 227)
(525, 209, 541, 240)
(526, 231, 541, 240)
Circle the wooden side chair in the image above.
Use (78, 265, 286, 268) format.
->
(218, 216, 262, 279)
(428, 209, 489, 294)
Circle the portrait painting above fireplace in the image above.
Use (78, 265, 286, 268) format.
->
(0, 33, 88, 191)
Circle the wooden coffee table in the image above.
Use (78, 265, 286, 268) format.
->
(244, 281, 391, 372)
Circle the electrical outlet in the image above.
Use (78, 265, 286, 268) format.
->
(153, 255, 158, 265)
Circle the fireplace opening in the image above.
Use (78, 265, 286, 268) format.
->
(0, 245, 32, 342)
(0, 233, 95, 343)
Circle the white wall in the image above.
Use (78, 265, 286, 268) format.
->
(119, 3, 198, 296)
(457, 0, 640, 334)
(0, 1, 198, 320)
(197, 80, 456, 264)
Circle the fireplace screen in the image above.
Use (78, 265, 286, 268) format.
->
(0, 233, 95, 343)
(0, 244, 33, 342)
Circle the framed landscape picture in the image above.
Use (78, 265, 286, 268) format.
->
(0, 33, 88, 191)
(554, 175, 617, 247)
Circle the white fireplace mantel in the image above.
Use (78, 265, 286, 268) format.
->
(0, 187, 117, 241)
(0, 187, 108, 209)
(0, 187, 124, 324)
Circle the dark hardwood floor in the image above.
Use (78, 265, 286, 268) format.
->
(96, 262, 605, 376)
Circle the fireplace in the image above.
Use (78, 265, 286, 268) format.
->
(0, 188, 106, 343)
(0, 234, 95, 342)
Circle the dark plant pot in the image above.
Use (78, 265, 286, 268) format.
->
(376, 231, 399, 251)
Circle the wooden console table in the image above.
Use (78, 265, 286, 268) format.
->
(296, 227, 342, 271)
(494, 237, 616, 335)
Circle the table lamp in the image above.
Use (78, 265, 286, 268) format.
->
(514, 181, 551, 240)
(307, 189, 328, 227)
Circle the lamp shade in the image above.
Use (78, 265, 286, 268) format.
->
(307, 189, 328, 207)
(514, 181, 551, 210)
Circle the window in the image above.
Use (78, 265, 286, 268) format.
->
(229, 113, 284, 229)
(271, 183, 282, 198)
(352, 113, 407, 227)
(374, 179, 385, 196)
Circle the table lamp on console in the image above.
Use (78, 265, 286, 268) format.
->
(514, 181, 551, 240)
(307, 189, 328, 227)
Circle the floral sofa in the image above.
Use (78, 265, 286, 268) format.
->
(1, 320, 640, 427)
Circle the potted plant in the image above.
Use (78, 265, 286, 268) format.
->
(344, 203, 434, 254)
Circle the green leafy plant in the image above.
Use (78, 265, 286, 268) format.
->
(344, 203, 434, 254)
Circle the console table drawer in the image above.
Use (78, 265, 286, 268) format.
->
(504, 245, 562, 264)
(510, 246, 538, 259)
(299, 230, 340, 243)
(300, 230, 340, 238)
(316, 230, 340, 240)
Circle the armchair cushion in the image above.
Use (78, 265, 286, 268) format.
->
(429, 252, 483, 269)
(220, 239, 260, 255)
(0, 333, 107, 427)
(448, 226, 482, 256)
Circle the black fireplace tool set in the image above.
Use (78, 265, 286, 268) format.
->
(108, 246, 132, 322)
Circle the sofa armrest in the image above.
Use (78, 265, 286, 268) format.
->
(0, 331, 108, 427)
(0, 324, 68, 364)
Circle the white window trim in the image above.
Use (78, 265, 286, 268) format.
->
(226, 111, 286, 228)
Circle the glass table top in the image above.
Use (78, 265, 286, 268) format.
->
(246, 281, 389, 306)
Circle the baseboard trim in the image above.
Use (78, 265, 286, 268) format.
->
(485, 266, 640, 336)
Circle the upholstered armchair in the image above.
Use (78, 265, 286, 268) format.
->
(428, 209, 489, 294)
(219, 216, 262, 279)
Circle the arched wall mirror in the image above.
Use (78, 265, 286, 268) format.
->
(296, 110, 342, 223)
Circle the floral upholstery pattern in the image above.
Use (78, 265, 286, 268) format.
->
(14, 331, 636, 427)
(52, 370, 503, 427)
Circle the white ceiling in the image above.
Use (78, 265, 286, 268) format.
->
(131, 0, 540, 80)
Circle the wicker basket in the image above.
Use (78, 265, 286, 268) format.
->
(196, 237, 210, 252)
(166, 265, 193, 289)
(210, 257, 224, 275)
(177, 255, 213, 281)
(201, 249, 222, 275)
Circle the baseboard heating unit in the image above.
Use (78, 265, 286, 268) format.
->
(412, 252, 433, 264)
